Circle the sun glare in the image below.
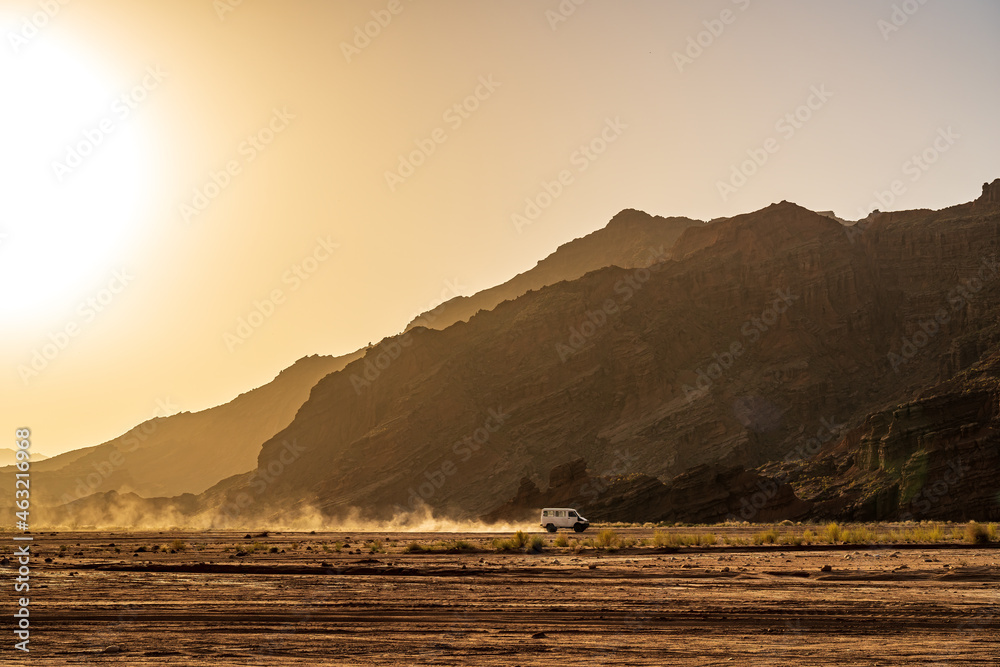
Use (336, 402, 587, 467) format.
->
(0, 36, 151, 322)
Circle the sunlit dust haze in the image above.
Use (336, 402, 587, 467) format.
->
(36, 500, 532, 534)
(2, 0, 999, 456)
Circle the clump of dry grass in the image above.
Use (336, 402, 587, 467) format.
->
(493, 531, 529, 552)
(911, 524, 944, 543)
(597, 529, 621, 550)
(779, 532, 803, 546)
(841, 526, 875, 544)
(965, 522, 991, 545)
(407, 539, 477, 553)
(653, 530, 718, 547)
(753, 528, 779, 545)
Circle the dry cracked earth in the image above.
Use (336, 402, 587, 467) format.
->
(3, 527, 999, 665)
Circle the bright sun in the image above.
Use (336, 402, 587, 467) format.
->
(0, 36, 151, 322)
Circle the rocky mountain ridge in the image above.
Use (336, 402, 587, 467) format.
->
(405, 209, 702, 331)
(1, 353, 362, 503)
(202, 180, 1000, 524)
(27, 179, 1000, 527)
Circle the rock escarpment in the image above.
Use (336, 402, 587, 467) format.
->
(219, 182, 1000, 523)
(0, 353, 361, 503)
(484, 457, 811, 524)
(32, 180, 1000, 526)
(774, 349, 1000, 521)
(405, 210, 702, 331)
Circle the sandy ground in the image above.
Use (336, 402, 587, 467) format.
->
(3, 528, 999, 665)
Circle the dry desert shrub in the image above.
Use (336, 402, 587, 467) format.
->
(753, 528, 780, 545)
(492, 531, 529, 552)
(597, 529, 621, 550)
(965, 522, 991, 545)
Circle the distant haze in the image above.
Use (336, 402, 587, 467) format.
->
(0, 448, 48, 467)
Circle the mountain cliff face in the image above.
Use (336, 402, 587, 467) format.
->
(483, 458, 811, 525)
(30, 180, 1000, 527)
(204, 181, 1000, 524)
(405, 210, 702, 331)
(765, 347, 1000, 521)
(24, 210, 701, 514)
(2, 353, 360, 503)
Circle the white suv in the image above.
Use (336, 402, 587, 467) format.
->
(540, 508, 590, 533)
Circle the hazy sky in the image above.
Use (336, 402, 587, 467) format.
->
(2, 0, 999, 456)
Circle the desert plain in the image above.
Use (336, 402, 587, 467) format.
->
(3, 524, 999, 665)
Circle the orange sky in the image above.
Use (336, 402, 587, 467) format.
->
(2, 0, 999, 456)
